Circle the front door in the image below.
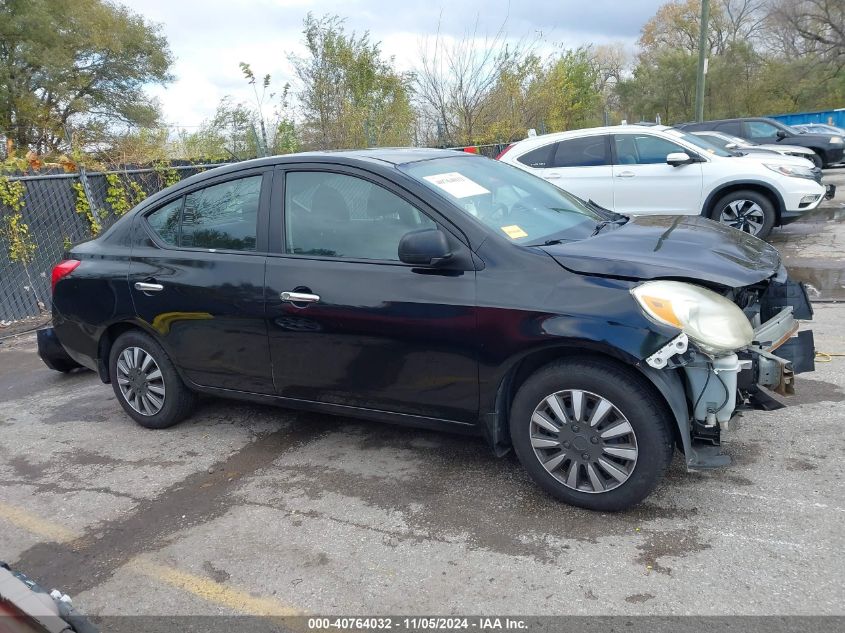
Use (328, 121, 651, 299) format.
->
(264, 167, 479, 423)
(611, 133, 703, 215)
(129, 169, 274, 394)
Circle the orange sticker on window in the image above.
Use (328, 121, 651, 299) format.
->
(501, 225, 528, 239)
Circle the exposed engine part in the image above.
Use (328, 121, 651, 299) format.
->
(683, 354, 752, 425)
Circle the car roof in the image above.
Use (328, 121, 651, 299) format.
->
(506, 124, 670, 152)
(125, 148, 472, 219)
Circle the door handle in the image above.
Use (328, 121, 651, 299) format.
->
(134, 282, 164, 293)
(546, 172, 562, 179)
(617, 171, 635, 178)
(281, 291, 320, 304)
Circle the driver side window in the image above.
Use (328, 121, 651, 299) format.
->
(284, 172, 436, 261)
(745, 121, 779, 140)
(614, 135, 685, 165)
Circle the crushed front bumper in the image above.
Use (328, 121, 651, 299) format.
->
(645, 278, 815, 469)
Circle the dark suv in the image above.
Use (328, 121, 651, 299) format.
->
(38, 149, 814, 511)
(677, 117, 844, 168)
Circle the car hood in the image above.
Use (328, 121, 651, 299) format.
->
(541, 215, 782, 287)
(736, 151, 814, 168)
(755, 143, 814, 155)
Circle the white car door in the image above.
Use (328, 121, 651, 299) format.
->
(611, 133, 704, 215)
(515, 135, 615, 210)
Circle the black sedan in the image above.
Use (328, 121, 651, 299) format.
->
(39, 149, 815, 511)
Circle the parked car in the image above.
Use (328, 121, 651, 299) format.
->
(676, 117, 844, 168)
(497, 125, 830, 238)
(793, 123, 845, 137)
(39, 149, 815, 511)
(688, 130, 822, 167)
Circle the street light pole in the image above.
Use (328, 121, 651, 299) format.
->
(694, 0, 710, 122)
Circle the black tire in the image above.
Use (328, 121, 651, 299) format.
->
(108, 330, 195, 429)
(708, 189, 776, 239)
(806, 151, 823, 169)
(510, 358, 674, 512)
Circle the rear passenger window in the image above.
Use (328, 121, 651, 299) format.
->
(551, 136, 610, 167)
(146, 198, 182, 246)
(517, 145, 553, 168)
(284, 172, 435, 261)
(181, 176, 261, 251)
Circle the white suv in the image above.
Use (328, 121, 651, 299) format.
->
(498, 125, 829, 239)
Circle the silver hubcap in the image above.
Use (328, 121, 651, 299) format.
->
(116, 346, 166, 416)
(719, 199, 765, 235)
(530, 389, 638, 494)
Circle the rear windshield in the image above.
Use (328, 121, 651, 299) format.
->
(399, 155, 603, 245)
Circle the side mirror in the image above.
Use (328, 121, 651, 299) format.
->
(725, 143, 738, 149)
(776, 129, 788, 139)
(666, 152, 692, 167)
(398, 228, 453, 266)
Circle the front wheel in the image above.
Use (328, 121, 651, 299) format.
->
(109, 330, 196, 429)
(510, 359, 674, 511)
(708, 189, 775, 239)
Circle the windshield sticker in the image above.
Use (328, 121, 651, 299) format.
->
(501, 225, 528, 239)
(423, 172, 490, 198)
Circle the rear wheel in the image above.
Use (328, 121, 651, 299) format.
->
(709, 189, 775, 239)
(109, 330, 195, 429)
(510, 359, 674, 511)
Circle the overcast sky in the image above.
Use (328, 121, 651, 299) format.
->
(128, 0, 667, 128)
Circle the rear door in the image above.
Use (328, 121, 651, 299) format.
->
(264, 165, 479, 423)
(128, 168, 274, 393)
(515, 136, 614, 208)
(611, 132, 703, 215)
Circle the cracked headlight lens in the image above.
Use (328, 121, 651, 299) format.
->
(631, 281, 754, 355)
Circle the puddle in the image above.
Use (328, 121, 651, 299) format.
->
(783, 266, 845, 301)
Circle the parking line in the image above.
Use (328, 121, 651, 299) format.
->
(127, 558, 303, 617)
(0, 500, 77, 543)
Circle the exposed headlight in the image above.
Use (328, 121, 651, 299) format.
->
(830, 136, 843, 144)
(631, 281, 753, 355)
(764, 163, 817, 180)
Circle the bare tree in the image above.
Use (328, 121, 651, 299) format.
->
(720, 0, 769, 44)
(414, 17, 530, 146)
(769, 0, 845, 68)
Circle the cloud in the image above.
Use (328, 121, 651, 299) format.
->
(127, 0, 665, 126)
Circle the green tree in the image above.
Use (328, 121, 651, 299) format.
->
(531, 49, 603, 132)
(0, 0, 173, 154)
(291, 13, 414, 150)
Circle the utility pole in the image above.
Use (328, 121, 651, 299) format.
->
(694, 0, 710, 122)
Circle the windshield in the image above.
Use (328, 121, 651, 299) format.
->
(693, 133, 731, 150)
(400, 155, 604, 245)
(664, 128, 733, 157)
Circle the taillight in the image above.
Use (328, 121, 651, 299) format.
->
(51, 259, 80, 293)
(495, 144, 515, 160)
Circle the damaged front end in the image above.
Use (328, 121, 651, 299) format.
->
(639, 274, 815, 470)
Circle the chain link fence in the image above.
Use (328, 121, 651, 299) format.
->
(0, 163, 230, 323)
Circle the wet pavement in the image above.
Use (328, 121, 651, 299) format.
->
(771, 167, 845, 300)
